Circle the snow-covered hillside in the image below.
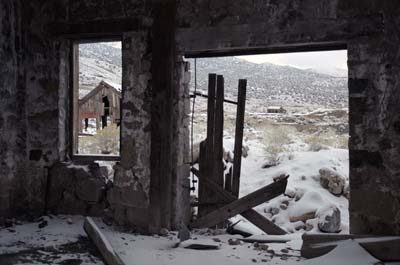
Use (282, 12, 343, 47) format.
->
(188, 57, 348, 109)
(79, 42, 122, 98)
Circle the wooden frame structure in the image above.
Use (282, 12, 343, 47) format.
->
(191, 73, 287, 235)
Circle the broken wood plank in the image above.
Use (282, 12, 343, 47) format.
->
(240, 209, 286, 235)
(241, 234, 300, 244)
(190, 176, 287, 229)
(83, 217, 125, 265)
(191, 167, 287, 235)
(301, 233, 400, 261)
(232, 79, 247, 198)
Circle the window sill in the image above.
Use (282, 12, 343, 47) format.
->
(72, 154, 121, 162)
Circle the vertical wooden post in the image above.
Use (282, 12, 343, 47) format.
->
(232, 79, 247, 198)
(149, 0, 176, 231)
(214, 75, 224, 188)
(198, 74, 217, 217)
(206, 73, 217, 175)
(214, 75, 225, 228)
(71, 43, 80, 154)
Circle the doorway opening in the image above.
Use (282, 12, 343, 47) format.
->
(186, 49, 349, 234)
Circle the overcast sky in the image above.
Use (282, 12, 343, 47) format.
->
(237, 50, 347, 70)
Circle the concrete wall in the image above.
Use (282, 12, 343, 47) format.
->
(176, 0, 400, 235)
(0, 0, 23, 217)
(0, 0, 190, 231)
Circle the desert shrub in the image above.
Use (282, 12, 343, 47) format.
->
(79, 124, 120, 155)
(306, 129, 348, 151)
(261, 126, 293, 165)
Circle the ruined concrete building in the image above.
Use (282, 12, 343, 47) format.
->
(1, 0, 400, 236)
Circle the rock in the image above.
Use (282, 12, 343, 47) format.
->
(178, 224, 191, 242)
(242, 145, 250, 158)
(289, 211, 316, 223)
(7, 227, 16, 233)
(212, 238, 221, 243)
(254, 243, 269, 251)
(319, 167, 346, 195)
(66, 218, 73, 225)
(343, 182, 350, 199)
(295, 223, 305, 231)
(305, 223, 314, 231)
(317, 205, 341, 233)
(280, 204, 287, 210)
(285, 188, 296, 198)
(262, 162, 277, 169)
(38, 220, 48, 229)
(4, 218, 14, 228)
(295, 189, 305, 201)
(273, 172, 289, 182)
(281, 200, 289, 206)
(228, 238, 241, 245)
(159, 228, 169, 237)
(269, 207, 280, 216)
(281, 248, 289, 253)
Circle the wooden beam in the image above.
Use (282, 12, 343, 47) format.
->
(83, 217, 125, 265)
(149, 0, 176, 231)
(232, 79, 247, 197)
(190, 92, 238, 105)
(198, 141, 207, 216)
(240, 209, 286, 235)
(198, 74, 217, 217)
(190, 175, 287, 229)
(301, 233, 400, 261)
(48, 18, 142, 39)
(213, 75, 224, 188)
(191, 167, 287, 235)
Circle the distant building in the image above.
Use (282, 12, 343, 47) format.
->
(78, 81, 121, 133)
(267, 106, 286, 114)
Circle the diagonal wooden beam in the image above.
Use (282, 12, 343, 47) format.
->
(191, 168, 287, 235)
(190, 169, 287, 229)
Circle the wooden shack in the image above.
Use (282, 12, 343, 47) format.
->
(78, 81, 121, 133)
(267, 106, 286, 114)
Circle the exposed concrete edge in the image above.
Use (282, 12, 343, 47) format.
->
(83, 217, 125, 265)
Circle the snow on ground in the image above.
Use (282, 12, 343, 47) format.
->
(0, 216, 103, 265)
(102, 224, 304, 265)
(2, 217, 398, 265)
(224, 137, 349, 235)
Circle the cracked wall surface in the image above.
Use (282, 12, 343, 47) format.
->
(108, 31, 153, 227)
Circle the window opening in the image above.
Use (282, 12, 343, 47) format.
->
(72, 40, 122, 158)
